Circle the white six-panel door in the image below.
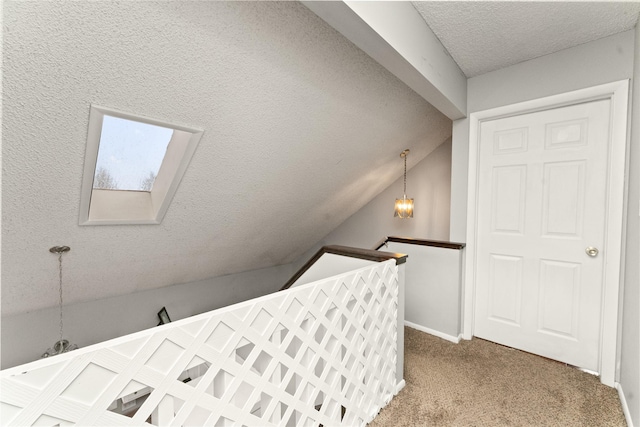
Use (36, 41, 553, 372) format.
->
(474, 99, 611, 372)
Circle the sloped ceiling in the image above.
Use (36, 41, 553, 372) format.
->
(2, 2, 452, 315)
(413, 1, 640, 77)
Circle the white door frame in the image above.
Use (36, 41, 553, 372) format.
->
(463, 80, 629, 387)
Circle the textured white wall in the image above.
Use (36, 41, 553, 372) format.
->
(619, 20, 640, 427)
(293, 139, 453, 271)
(2, 1, 451, 317)
(1, 264, 292, 369)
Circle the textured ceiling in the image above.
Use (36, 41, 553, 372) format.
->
(2, 2, 452, 315)
(413, 1, 640, 77)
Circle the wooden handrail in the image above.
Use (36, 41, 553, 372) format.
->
(373, 236, 465, 251)
(280, 245, 407, 291)
(280, 237, 464, 292)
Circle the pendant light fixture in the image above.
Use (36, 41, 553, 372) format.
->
(42, 246, 78, 358)
(394, 149, 414, 219)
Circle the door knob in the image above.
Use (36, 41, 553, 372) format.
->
(585, 247, 599, 257)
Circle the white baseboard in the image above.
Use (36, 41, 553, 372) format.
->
(616, 382, 634, 427)
(405, 321, 461, 344)
(395, 379, 406, 395)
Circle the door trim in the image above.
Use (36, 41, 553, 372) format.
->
(463, 80, 629, 386)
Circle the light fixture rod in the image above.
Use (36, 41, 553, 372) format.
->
(400, 149, 409, 196)
(42, 246, 77, 358)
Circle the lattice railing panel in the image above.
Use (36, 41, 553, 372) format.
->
(1, 260, 399, 427)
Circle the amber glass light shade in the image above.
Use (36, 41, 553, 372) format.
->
(394, 196, 414, 219)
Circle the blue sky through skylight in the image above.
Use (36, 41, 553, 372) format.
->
(94, 115, 173, 191)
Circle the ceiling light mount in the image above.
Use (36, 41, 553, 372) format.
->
(49, 246, 71, 254)
(394, 149, 414, 219)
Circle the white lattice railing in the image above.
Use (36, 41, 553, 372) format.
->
(1, 260, 402, 426)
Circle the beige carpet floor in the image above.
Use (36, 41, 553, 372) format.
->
(369, 327, 626, 426)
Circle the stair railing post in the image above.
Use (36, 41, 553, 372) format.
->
(396, 263, 406, 389)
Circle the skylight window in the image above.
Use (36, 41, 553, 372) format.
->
(93, 115, 173, 192)
(79, 105, 203, 225)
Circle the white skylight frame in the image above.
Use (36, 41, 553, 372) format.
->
(79, 105, 203, 225)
